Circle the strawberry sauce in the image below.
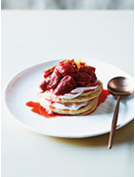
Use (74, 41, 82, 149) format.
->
(26, 89, 110, 118)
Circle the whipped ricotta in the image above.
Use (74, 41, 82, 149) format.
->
(59, 85, 98, 99)
(39, 85, 98, 100)
(39, 97, 89, 111)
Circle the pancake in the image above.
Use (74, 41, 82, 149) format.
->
(39, 81, 102, 103)
(39, 97, 98, 115)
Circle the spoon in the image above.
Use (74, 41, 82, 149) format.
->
(107, 76, 134, 149)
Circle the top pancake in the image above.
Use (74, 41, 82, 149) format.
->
(39, 81, 103, 103)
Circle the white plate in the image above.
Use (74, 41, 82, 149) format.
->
(4, 59, 134, 138)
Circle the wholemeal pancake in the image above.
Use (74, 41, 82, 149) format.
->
(39, 81, 102, 103)
(39, 97, 98, 115)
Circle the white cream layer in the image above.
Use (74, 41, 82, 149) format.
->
(58, 85, 98, 99)
(39, 85, 98, 100)
(39, 97, 89, 111)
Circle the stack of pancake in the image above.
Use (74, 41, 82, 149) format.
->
(39, 81, 102, 116)
(39, 59, 102, 116)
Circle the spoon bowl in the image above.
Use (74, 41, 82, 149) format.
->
(108, 77, 133, 96)
(107, 77, 134, 149)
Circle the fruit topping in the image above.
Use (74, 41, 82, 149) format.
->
(40, 69, 62, 91)
(54, 75, 76, 95)
(43, 65, 56, 78)
(75, 72, 92, 87)
(77, 61, 96, 76)
(40, 59, 98, 95)
(55, 62, 77, 77)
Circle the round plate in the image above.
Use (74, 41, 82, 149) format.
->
(4, 59, 134, 138)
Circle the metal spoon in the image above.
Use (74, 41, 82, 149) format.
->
(107, 77, 134, 149)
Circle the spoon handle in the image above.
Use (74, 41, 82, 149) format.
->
(108, 96, 121, 149)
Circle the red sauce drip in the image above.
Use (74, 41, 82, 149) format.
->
(26, 89, 110, 118)
(26, 101, 58, 118)
(98, 89, 110, 106)
(89, 89, 110, 115)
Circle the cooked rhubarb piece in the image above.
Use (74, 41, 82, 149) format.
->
(75, 72, 92, 87)
(77, 61, 95, 75)
(44, 65, 56, 78)
(40, 69, 62, 91)
(86, 80, 99, 86)
(55, 62, 77, 77)
(79, 65, 95, 75)
(54, 75, 76, 95)
(90, 73, 97, 83)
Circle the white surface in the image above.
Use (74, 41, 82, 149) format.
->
(1, 10, 134, 177)
(4, 59, 134, 138)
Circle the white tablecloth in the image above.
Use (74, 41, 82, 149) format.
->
(1, 10, 134, 177)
